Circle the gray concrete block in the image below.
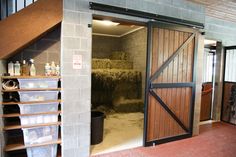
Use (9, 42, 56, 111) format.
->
(64, 0, 75, 10)
(79, 112, 91, 123)
(63, 136, 78, 149)
(64, 10, 80, 24)
(75, 0, 90, 12)
(74, 146, 90, 157)
(63, 37, 80, 49)
(75, 25, 91, 38)
(80, 12, 92, 25)
(63, 23, 75, 37)
(63, 148, 76, 157)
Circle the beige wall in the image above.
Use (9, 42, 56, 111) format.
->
(121, 28, 147, 100)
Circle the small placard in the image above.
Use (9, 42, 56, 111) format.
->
(73, 55, 82, 69)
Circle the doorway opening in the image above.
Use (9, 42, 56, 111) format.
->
(200, 39, 217, 123)
(90, 16, 147, 155)
(221, 46, 236, 125)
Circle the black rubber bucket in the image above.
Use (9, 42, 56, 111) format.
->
(91, 111, 105, 145)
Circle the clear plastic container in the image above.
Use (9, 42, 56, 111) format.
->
(18, 103, 59, 114)
(18, 78, 59, 89)
(22, 126, 59, 146)
(18, 91, 59, 102)
(20, 114, 58, 125)
(26, 144, 58, 157)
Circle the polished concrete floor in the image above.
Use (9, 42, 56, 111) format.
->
(90, 112, 144, 155)
(92, 122, 236, 157)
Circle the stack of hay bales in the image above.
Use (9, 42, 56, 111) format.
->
(92, 51, 143, 112)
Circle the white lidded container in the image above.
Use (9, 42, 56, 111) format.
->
(19, 114, 58, 125)
(18, 103, 59, 114)
(18, 78, 59, 89)
(22, 125, 58, 146)
(26, 144, 58, 157)
(18, 91, 59, 102)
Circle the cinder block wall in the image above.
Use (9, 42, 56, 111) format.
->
(92, 35, 121, 58)
(62, 0, 205, 156)
(9, 25, 61, 75)
(121, 28, 147, 100)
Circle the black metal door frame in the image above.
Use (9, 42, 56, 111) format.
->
(144, 21, 199, 146)
(221, 46, 236, 126)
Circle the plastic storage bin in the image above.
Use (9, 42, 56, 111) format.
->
(26, 145, 58, 157)
(18, 91, 59, 102)
(18, 103, 59, 114)
(18, 78, 59, 89)
(22, 126, 58, 145)
(20, 114, 58, 125)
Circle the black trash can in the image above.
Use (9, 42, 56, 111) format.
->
(91, 111, 105, 145)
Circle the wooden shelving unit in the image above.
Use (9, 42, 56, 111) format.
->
(2, 111, 61, 118)
(4, 139, 61, 152)
(4, 121, 61, 131)
(1, 100, 62, 105)
(1, 76, 61, 79)
(2, 88, 61, 92)
(1, 76, 62, 156)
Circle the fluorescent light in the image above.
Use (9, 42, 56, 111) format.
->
(94, 20, 120, 26)
(103, 20, 119, 26)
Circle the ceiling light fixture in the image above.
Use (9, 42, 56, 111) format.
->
(102, 20, 120, 26)
(94, 19, 120, 26)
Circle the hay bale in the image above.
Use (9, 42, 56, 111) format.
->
(113, 99, 144, 112)
(92, 58, 111, 69)
(92, 69, 142, 89)
(110, 60, 133, 69)
(91, 69, 142, 106)
(110, 51, 129, 60)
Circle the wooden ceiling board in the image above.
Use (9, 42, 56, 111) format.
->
(188, 0, 236, 23)
(0, 0, 62, 59)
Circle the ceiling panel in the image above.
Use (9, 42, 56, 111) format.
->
(188, 0, 236, 23)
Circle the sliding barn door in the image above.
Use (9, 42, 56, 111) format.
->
(144, 22, 198, 146)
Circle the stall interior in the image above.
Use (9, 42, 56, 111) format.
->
(91, 17, 147, 155)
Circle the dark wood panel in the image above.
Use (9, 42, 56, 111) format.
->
(147, 27, 195, 142)
(200, 83, 213, 121)
(222, 82, 236, 123)
(0, 0, 62, 59)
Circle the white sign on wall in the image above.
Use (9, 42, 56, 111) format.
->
(73, 55, 82, 69)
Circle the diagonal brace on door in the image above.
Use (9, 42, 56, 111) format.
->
(149, 90, 189, 133)
(150, 33, 196, 83)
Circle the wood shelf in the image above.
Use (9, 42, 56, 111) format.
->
(4, 139, 61, 152)
(4, 121, 61, 131)
(1, 76, 61, 79)
(1, 111, 61, 118)
(2, 88, 61, 92)
(1, 100, 61, 105)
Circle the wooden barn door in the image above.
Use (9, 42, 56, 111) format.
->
(144, 22, 198, 146)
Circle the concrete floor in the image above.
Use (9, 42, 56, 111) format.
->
(90, 112, 144, 155)
(92, 122, 236, 157)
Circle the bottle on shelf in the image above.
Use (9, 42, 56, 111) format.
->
(45, 63, 51, 76)
(29, 59, 36, 76)
(51, 61, 56, 76)
(21, 60, 27, 76)
(14, 61, 21, 76)
(8, 61, 14, 76)
(56, 65, 60, 76)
